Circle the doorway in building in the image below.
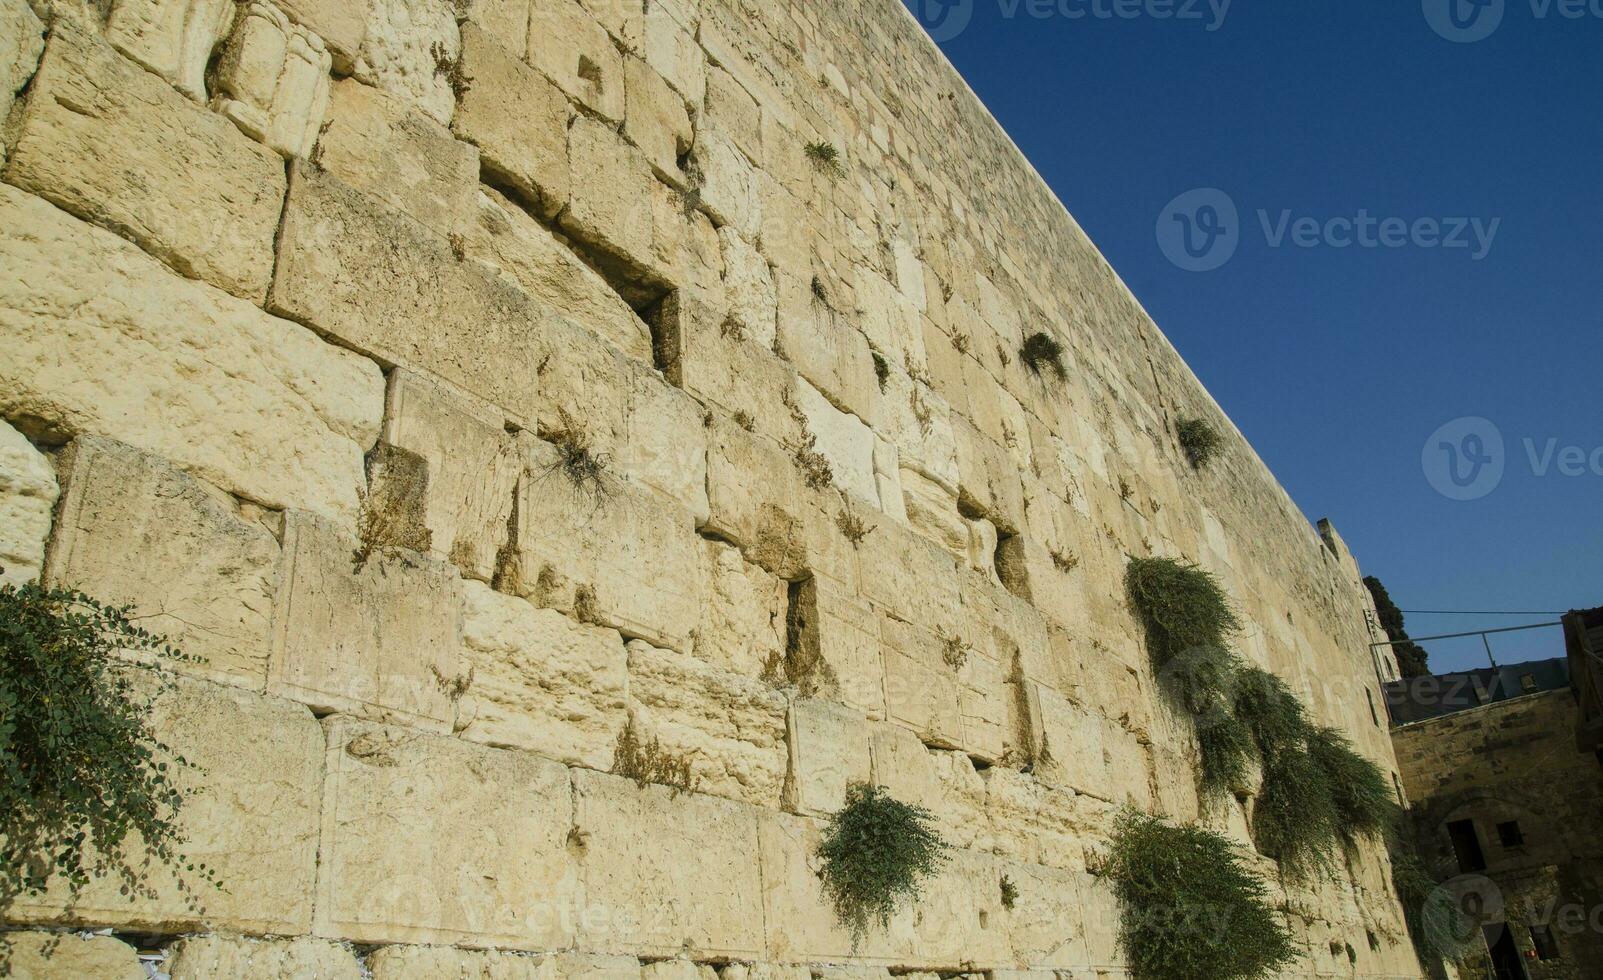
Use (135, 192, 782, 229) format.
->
(1483, 923, 1528, 980)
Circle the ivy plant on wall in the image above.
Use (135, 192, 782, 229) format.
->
(0, 581, 216, 923)
(816, 783, 948, 945)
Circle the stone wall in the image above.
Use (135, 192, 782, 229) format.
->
(0, 0, 1425, 975)
(1393, 689, 1603, 980)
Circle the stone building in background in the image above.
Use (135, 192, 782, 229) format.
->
(1389, 640, 1603, 980)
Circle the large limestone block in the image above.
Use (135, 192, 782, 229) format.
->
(855, 518, 960, 639)
(5, 675, 324, 933)
(5, 24, 285, 302)
(956, 649, 1019, 764)
(998, 862, 1093, 968)
(455, 24, 572, 219)
(0, 184, 382, 522)
(270, 164, 552, 425)
(1034, 684, 1111, 802)
(470, 188, 651, 363)
(526, 0, 622, 122)
(0, 0, 43, 139)
(368, 945, 548, 979)
(792, 377, 877, 507)
(879, 361, 959, 494)
(317, 77, 480, 234)
(626, 640, 789, 808)
(695, 538, 786, 680)
(0, 419, 55, 586)
(166, 935, 364, 979)
(786, 575, 886, 720)
(703, 418, 811, 580)
(868, 729, 986, 849)
(775, 273, 881, 428)
(383, 370, 521, 581)
(1102, 718, 1154, 811)
(571, 770, 764, 958)
(317, 717, 580, 949)
(212, 0, 332, 159)
(509, 440, 702, 653)
(355, 0, 458, 125)
(754, 811, 898, 963)
(101, 0, 235, 99)
(878, 615, 963, 749)
(689, 129, 758, 236)
(854, 268, 926, 377)
(269, 511, 463, 731)
(623, 54, 691, 185)
(981, 768, 1093, 872)
(458, 579, 628, 769)
(277, 0, 366, 69)
(45, 436, 280, 689)
(719, 227, 778, 350)
(783, 699, 871, 817)
(659, 296, 803, 454)
(641, 0, 702, 105)
(2, 931, 144, 978)
(703, 65, 760, 165)
(543, 953, 643, 980)
(563, 116, 656, 271)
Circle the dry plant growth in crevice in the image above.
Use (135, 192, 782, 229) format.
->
(611, 725, 697, 795)
(1020, 331, 1066, 379)
(805, 141, 845, 177)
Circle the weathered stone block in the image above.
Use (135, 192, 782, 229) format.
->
(455, 23, 572, 218)
(571, 769, 764, 958)
(382, 370, 521, 581)
(783, 698, 872, 817)
(0, 419, 55, 586)
(719, 227, 778, 350)
(753, 811, 899, 963)
(470, 188, 651, 363)
(626, 640, 789, 808)
(776, 273, 881, 428)
(659, 295, 803, 453)
(563, 116, 656, 272)
(166, 935, 364, 979)
(527, 0, 623, 122)
(879, 615, 963, 749)
(856, 518, 960, 639)
(697, 538, 786, 679)
(0, 0, 43, 143)
(2, 931, 143, 979)
(212, 0, 332, 158)
(623, 54, 691, 185)
(786, 575, 886, 720)
(318, 77, 480, 234)
(689, 130, 758, 236)
(275, 0, 366, 69)
(101, 0, 235, 99)
(544, 953, 644, 980)
(46, 436, 280, 689)
(509, 439, 702, 653)
(270, 164, 555, 426)
(1034, 684, 1111, 801)
(5, 675, 323, 934)
(458, 579, 627, 769)
(981, 767, 1092, 872)
(317, 717, 579, 949)
(641, 0, 702, 105)
(5, 23, 285, 302)
(368, 944, 548, 979)
(704, 65, 760, 165)
(0, 183, 382, 522)
(793, 377, 878, 506)
(356, 0, 458, 125)
(269, 511, 462, 731)
(999, 862, 1094, 968)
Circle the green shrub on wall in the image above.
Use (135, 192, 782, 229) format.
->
(1176, 417, 1225, 469)
(816, 783, 948, 944)
(1124, 557, 1240, 685)
(1308, 725, 1397, 841)
(1105, 811, 1299, 980)
(0, 581, 215, 920)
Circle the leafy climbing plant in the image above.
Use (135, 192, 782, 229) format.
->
(0, 581, 216, 917)
(816, 783, 948, 944)
(1104, 811, 1299, 980)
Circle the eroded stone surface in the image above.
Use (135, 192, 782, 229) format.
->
(2, 931, 144, 979)
(0, 183, 382, 522)
(166, 935, 364, 979)
(455, 23, 572, 219)
(212, 0, 332, 159)
(0, 419, 56, 586)
(101, 0, 235, 100)
(46, 436, 280, 689)
(0, 0, 43, 142)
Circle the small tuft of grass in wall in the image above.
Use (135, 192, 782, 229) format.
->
(816, 783, 948, 946)
(733, 410, 757, 432)
(1050, 548, 1080, 573)
(1020, 331, 1066, 379)
(611, 725, 697, 795)
(1176, 417, 1224, 469)
(805, 141, 845, 177)
(872, 351, 890, 391)
(836, 506, 875, 546)
(940, 632, 968, 671)
(431, 41, 473, 100)
(950, 330, 971, 355)
(1104, 810, 1298, 980)
(541, 410, 615, 507)
(0, 583, 219, 935)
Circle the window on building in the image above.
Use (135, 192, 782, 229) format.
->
(1496, 820, 1524, 848)
(1530, 924, 1561, 960)
(1520, 673, 1538, 692)
(1447, 819, 1487, 872)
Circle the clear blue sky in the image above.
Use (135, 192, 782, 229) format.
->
(906, 0, 1602, 672)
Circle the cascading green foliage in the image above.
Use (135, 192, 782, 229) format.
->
(1104, 811, 1299, 980)
(1196, 710, 1256, 796)
(1253, 743, 1340, 879)
(1231, 666, 1309, 760)
(816, 783, 948, 944)
(0, 581, 215, 919)
(1308, 725, 1398, 841)
(1124, 557, 1240, 701)
(1176, 417, 1225, 469)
